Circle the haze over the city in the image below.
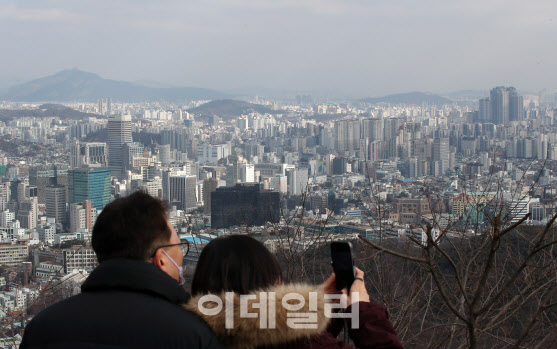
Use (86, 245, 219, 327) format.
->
(1, 0, 556, 96)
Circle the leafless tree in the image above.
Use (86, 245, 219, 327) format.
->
(358, 158, 557, 348)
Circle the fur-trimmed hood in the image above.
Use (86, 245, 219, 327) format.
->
(184, 284, 331, 349)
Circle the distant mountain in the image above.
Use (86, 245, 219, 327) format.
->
(445, 90, 488, 101)
(360, 92, 453, 105)
(133, 80, 177, 88)
(187, 99, 279, 121)
(0, 103, 99, 121)
(0, 69, 227, 102)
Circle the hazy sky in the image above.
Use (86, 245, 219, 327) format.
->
(1, 0, 556, 96)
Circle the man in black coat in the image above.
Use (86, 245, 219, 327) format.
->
(21, 192, 222, 349)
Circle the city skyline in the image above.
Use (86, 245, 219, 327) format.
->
(1, 80, 556, 346)
(1, 1, 557, 346)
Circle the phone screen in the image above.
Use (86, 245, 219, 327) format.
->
(331, 242, 355, 291)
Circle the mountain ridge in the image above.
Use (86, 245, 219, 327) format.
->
(0, 103, 99, 121)
(360, 91, 453, 105)
(0, 69, 227, 102)
(187, 99, 280, 121)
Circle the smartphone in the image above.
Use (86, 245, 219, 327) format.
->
(330, 241, 355, 291)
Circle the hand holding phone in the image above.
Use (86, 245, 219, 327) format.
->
(344, 267, 370, 305)
(330, 241, 355, 291)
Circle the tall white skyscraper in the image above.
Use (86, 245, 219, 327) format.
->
(287, 168, 309, 196)
(433, 138, 449, 174)
(238, 163, 255, 183)
(108, 114, 132, 179)
(334, 119, 361, 152)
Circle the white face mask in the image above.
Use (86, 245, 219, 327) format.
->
(161, 250, 185, 285)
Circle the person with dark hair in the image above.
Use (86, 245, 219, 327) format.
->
(185, 235, 403, 349)
(21, 191, 222, 349)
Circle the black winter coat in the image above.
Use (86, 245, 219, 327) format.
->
(20, 258, 223, 349)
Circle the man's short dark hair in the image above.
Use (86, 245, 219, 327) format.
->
(92, 191, 172, 263)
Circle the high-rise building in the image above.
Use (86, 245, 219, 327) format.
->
(238, 163, 255, 183)
(161, 129, 190, 153)
(197, 144, 230, 164)
(17, 181, 28, 203)
(433, 138, 450, 174)
(0, 182, 10, 203)
(211, 183, 280, 229)
(29, 164, 68, 204)
(98, 99, 103, 115)
(361, 118, 384, 142)
(69, 200, 97, 233)
(263, 175, 287, 193)
(17, 198, 38, 230)
(158, 144, 171, 166)
(70, 141, 108, 168)
(508, 88, 524, 122)
(46, 185, 67, 225)
(1, 210, 15, 228)
(138, 179, 163, 199)
(168, 174, 197, 212)
(489, 86, 523, 124)
(68, 167, 112, 211)
(203, 178, 219, 214)
(162, 169, 172, 203)
(409, 157, 418, 178)
(107, 114, 132, 179)
(122, 142, 145, 173)
(106, 97, 112, 115)
(334, 119, 361, 152)
(332, 157, 348, 175)
(286, 168, 309, 196)
(383, 118, 401, 141)
(491, 87, 509, 124)
(310, 195, 328, 213)
(479, 98, 491, 122)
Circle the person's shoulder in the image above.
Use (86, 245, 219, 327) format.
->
(22, 293, 86, 344)
(166, 301, 214, 327)
(159, 304, 224, 348)
(28, 293, 85, 324)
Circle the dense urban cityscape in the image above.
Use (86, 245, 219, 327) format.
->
(0, 75, 556, 346)
(2, 0, 557, 347)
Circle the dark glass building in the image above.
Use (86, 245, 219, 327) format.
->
(68, 167, 112, 211)
(211, 183, 280, 229)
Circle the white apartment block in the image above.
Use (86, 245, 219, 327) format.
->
(0, 244, 29, 266)
(63, 246, 98, 273)
(35, 261, 64, 281)
(0, 288, 40, 313)
(139, 178, 162, 198)
(238, 163, 255, 183)
(197, 144, 230, 165)
(37, 224, 56, 244)
(1, 210, 15, 228)
(69, 201, 97, 233)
